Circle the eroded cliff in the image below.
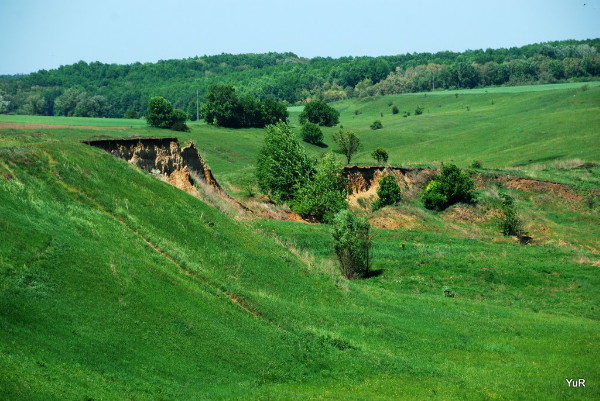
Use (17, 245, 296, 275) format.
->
(83, 137, 222, 197)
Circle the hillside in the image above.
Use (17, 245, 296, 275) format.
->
(1, 83, 599, 399)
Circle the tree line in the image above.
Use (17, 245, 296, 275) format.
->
(0, 39, 598, 118)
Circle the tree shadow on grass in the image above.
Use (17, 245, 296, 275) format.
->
(363, 269, 384, 279)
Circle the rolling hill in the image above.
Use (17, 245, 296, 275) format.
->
(1, 83, 599, 400)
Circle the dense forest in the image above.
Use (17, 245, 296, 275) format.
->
(0, 39, 598, 119)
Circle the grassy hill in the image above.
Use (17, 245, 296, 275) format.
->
(1, 83, 599, 399)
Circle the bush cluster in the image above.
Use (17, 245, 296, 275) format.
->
(370, 120, 383, 130)
(146, 96, 189, 131)
(201, 85, 288, 128)
(422, 164, 475, 210)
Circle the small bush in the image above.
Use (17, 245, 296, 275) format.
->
(373, 175, 401, 210)
(370, 120, 383, 130)
(371, 147, 388, 164)
(415, 105, 424, 115)
(171, 121, 190, 132)
(403, 111, 410, 118)
(391, 105, 399, 115)
(497, 194, 525, 237)
(124, 110, 138, 119)
(300, 122, 324, 145)
(332, 210, 371, 279)
(471, 160, 482, 169)
(354, 110, 362, 115)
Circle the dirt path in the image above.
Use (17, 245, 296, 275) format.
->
(0, 122, 130, 130)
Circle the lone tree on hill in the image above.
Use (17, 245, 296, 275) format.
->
(299, 100, 340, 127)
(333, 129, 361, 164)
(256, 122, 315, 203)
(371, 147, 389, 164)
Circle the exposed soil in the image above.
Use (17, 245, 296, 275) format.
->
(83, 137, 245, 215)
(496, 175, 584, 203)
(0, 122, 130, 130)
(344, 166, 437, 196)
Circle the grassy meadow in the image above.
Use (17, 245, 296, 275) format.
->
(1, 82, 599, 400)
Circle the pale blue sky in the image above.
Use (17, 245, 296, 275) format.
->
(1, 0, 599, 75)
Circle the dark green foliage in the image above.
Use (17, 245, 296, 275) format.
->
(333, 129, 361, 164)
(403, 111, 411, 118)
(471, 160, 483, 168)
(201, 85, 288, 128)
(371, 147, 389, 164)
(422, 164, 475, 210)
(299, 100, 340, 127)
(373, 175, 401, 210)
(146, 96, 175, 128)
(256, 122, 315, 203)
(53, 88, 109, 117)
(300, 122, 324, 145)
(290, 153, 348, 223)
(415, 105, 424, 115)
(391, 105, 399, 114)
(332, 210, 371, 279)
(124, 110, 138, 119)
(370, 120, 383, 130)
(497, 194, 525, 237)
(421, 180, 448, 211)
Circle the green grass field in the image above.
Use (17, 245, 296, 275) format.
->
(1, 83, 599, 400)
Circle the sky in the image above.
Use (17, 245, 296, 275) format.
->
(1, 0, 599, 75)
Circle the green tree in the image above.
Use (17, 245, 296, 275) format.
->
(300, 122, 324, 145)
(54, 88, 83, 116)
(332, 210, 371, 279)
(373, 175, 401, 210)
(371, 147, 389, 164)
(256, 122, 315, 203)
(291, 153, 348, 222)
(201, 84, 240, 127)
(146, 96, 175, 128)
(202, 84, 288, 128)
(299, 100, 340, 127)
(333, 129, 361, 164)
(0, 92, 9, 114)
(20, 93, 46, 115)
